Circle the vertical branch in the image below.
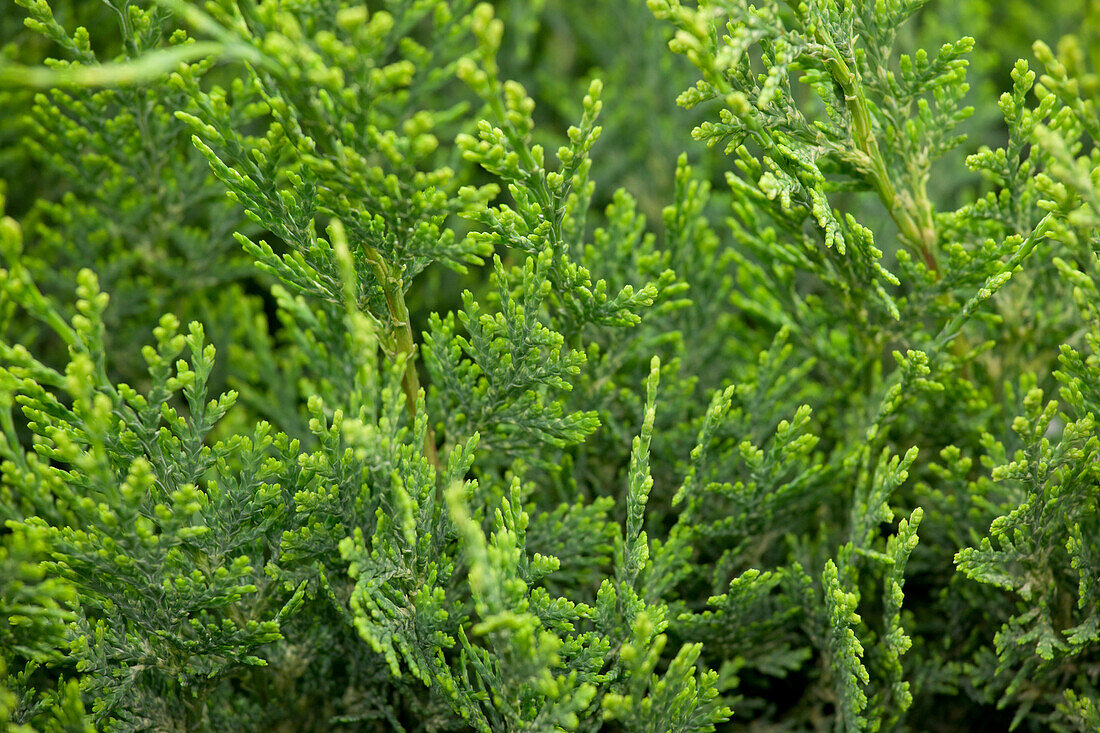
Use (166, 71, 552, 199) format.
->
(816, 34, 940, 274)
(354, 234, 439, 470)
(381, 275, 439, 469)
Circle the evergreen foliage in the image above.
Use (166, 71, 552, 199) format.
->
(1, 0, 1099, 730)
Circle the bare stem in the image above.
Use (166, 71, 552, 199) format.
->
(817, 34, 940, 275)
(381, 275, 439, 469)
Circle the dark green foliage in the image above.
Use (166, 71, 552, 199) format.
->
(2, 0, 1100, 731)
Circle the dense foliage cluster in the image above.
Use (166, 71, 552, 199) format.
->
(1, 0, 1099, 730)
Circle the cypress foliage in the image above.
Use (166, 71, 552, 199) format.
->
(1, 1, 1099, 730)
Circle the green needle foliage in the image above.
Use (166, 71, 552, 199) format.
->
(1, 0, 1100, 731)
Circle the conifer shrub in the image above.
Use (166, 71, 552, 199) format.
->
(1, 0, 1099, 730)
